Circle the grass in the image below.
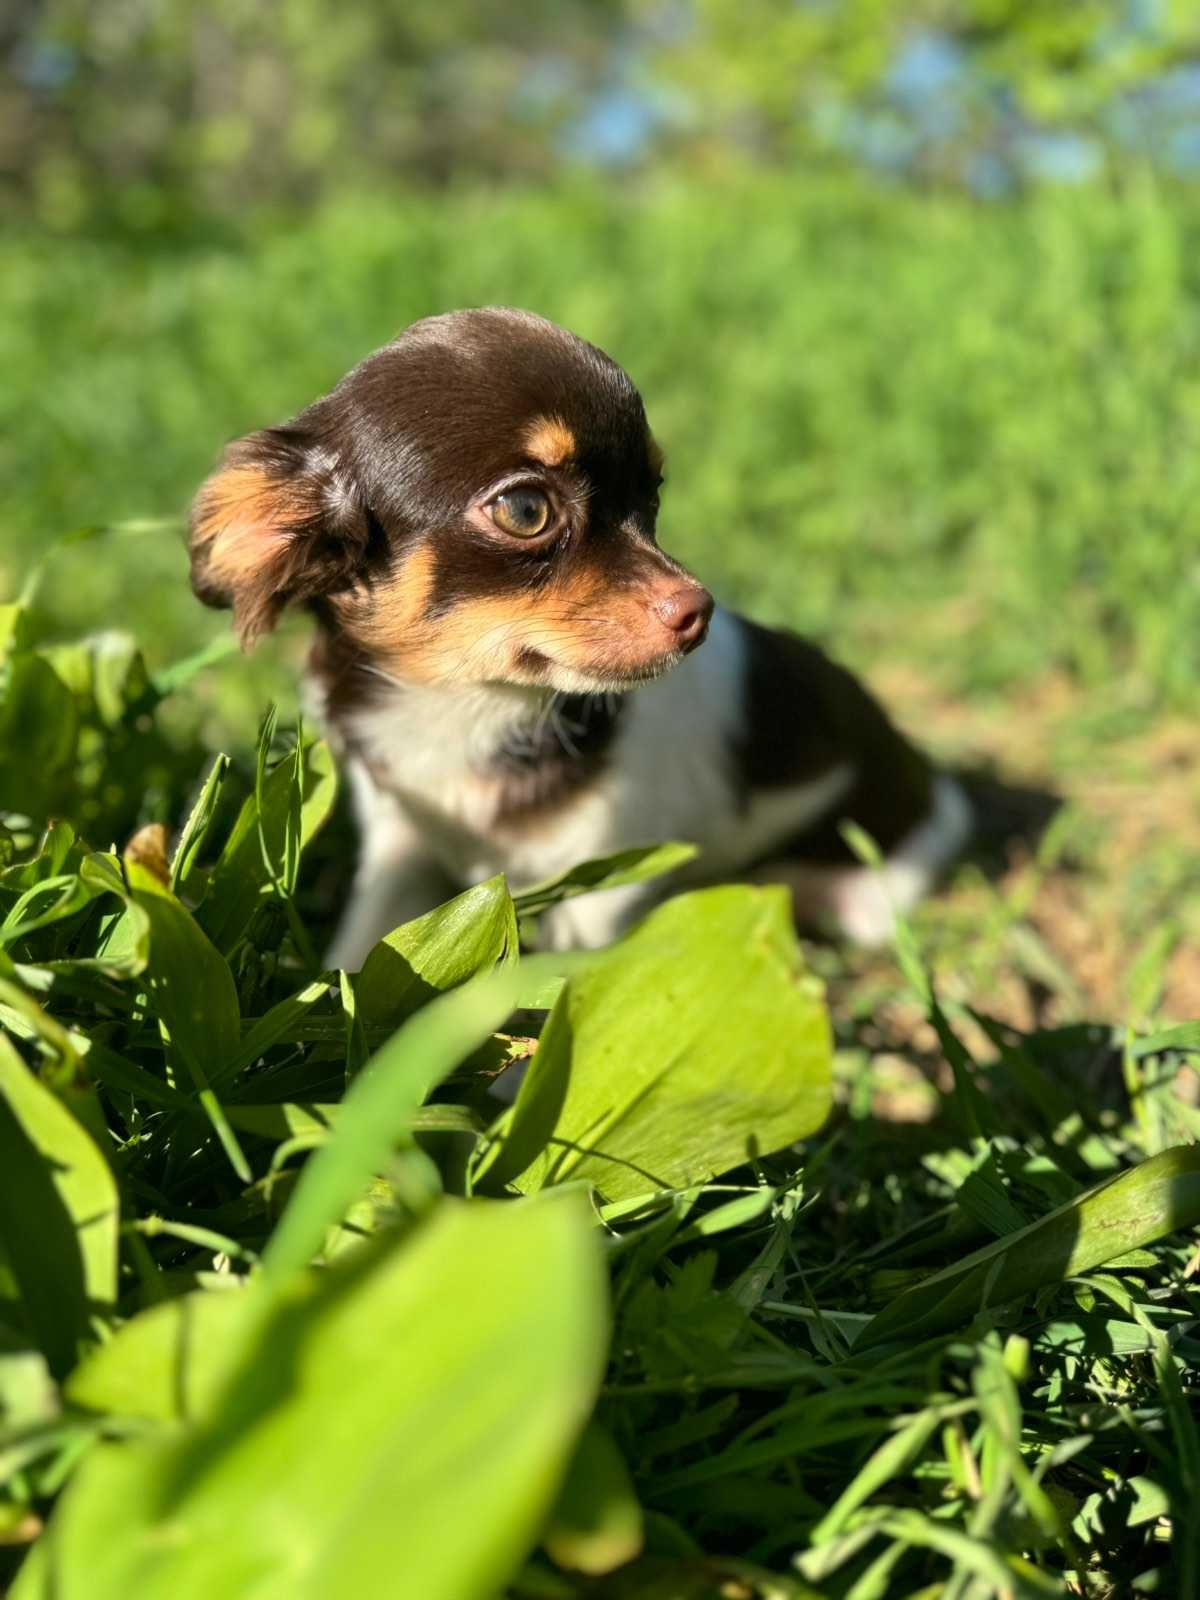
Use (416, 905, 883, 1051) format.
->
(3, 171, 1200, 1597)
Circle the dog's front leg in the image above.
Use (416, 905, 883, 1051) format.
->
(536, 882, 653, 952)
(326, 764, 457, 972)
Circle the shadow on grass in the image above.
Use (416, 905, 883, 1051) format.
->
(955, 761, 1063, 881)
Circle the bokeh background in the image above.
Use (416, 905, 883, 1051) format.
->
(4, 0, 1200, 1026)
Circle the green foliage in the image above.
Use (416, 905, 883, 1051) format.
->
(0, 1037, 118, 1378)
(0, 591, 210, 847)
(0, 600, 840, 1596)
(3, 578, 1200, 1596)
(7, 1, 1199, 224)
(494, 888, 831, 1199)
(8, 0, 618, 229)
(18, 1197, 608, 1600)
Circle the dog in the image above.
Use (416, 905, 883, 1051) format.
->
(189, 308, 971, 968)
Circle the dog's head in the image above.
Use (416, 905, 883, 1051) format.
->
(189, 308, 712, 693)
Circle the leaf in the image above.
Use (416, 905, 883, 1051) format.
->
(0, 822, 82, 894)
(121, 860, 240, 1069)
(353, 875, 518, 1029)
(150, 634, 239, 699)
(0, 1345, 59, 1436)
(22, 1195, 608, 1600)
(112, 860, 246, 1177)
(0, 1036, 118, 1377)
(543, 1421, 644, 1575)
(808, 1405, 952, 1546)
(1130, 1022, 1200, 1059)
(513, 842, 699, 917)
(0, 655, 78, 812)
(197, 737, 336, 952)
(67, 853, 151, 977)
(43, 632, 153, 728)
(65, 1288, 256, 1425)
(489, 887, 831, 1201)
(858, 1144, 1200, 1350)
(221, 975, 333, 1084)
(1, 874, 99, 949)
(874, 1509, 1060, 1597)
(169, 753, 231, 894)
(263, 962, 537, 1279)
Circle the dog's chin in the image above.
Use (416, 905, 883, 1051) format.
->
(518, 649, 685, 697)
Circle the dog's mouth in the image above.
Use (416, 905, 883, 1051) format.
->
(514, 644, 692, 695)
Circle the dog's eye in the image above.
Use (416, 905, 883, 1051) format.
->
(490, 488, 552, 539)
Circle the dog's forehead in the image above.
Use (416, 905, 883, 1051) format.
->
(343, 309, 653, 482)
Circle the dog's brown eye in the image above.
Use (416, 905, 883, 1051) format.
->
(490, 488, 552, 539)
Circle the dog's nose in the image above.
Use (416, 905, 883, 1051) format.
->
(653, 584, 714, 651)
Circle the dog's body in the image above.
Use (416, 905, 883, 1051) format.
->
(190, 308, 970, 967)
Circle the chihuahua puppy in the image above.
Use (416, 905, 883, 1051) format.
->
(190, 308, 970, 967)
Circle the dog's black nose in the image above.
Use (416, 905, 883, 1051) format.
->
(653, 584, 714, 651)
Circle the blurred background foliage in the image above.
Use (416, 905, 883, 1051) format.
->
(6, 0, 1200, 224)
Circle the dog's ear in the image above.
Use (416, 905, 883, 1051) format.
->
(189, 425, 369, 646)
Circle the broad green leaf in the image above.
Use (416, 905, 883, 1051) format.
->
(65, 1287, 256, 1425)
(119, 860, 240, 1078)
(353, 875, 519, 1029)
(0, 978, 112, 1154)
(22, 1194, 608, 1600)
(514, 842, 699, 917)
(82, 853, 152, 976)
(858, 1144, 1200, 1350)
(100, 858, 246, 1177)
(492, 887, 831, 1201)
(198, 737, 336, 952)
(1074, 1475, 1169, 1539)
(0, 1037, 118, 1377)
(543, 1420, 644, 1575)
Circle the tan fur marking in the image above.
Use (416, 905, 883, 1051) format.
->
(345, 543, 438, 645)
(354, 561, 676, 688)
(521, 416, 576, 467)
(193, 463, 301, 586)
(191, 460, 323, 645)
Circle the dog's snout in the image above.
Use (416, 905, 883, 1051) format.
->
(653, 584, 714, 651)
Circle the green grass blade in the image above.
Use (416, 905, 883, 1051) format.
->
(858, 1145, 1200, 1349)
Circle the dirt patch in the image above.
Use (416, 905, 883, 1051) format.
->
(869, 663, 1200, 1028)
